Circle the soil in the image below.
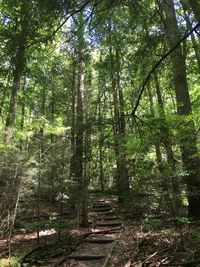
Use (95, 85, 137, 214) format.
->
(1, 195, 200, 267)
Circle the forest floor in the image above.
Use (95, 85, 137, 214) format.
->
(1, 194, 200, 266)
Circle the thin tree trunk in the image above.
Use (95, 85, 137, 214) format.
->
(37, 144, 42, 245)
(70, 55, 77, 176)
(37, 84, 46, 243)
(0, 70, 12, 119)
(49, 85, 55, 206)
(75, 48, 84, 185)
(148, 85, 174, 214)
(20, 77, 26, 131)
(98, 57, 105, 191)
(154, 71, 182, 212)
(181, 0, 200, 69)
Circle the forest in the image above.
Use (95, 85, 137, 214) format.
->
(0, 0, 200, 266)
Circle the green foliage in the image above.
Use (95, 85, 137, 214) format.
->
(176, 216, 189, 224)
(0, 0, 200, 246)
(0, 252, 22, 267)
(143, 218, 163, 231)
(186, 233, 200, 247)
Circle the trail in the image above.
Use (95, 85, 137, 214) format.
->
(55, 194, 123, 267)
(6, 193, 124, 266)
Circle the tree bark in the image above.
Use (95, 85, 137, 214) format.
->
(148, 85, 174, 213)
(5, 5, 28, 140)
(98, 58, 105, 191)
(159, 0, 200, 219)
(70, 55, 77, 176)
(74, 48, 84, 185)
(109, 36, 129, 201)
(154, 72, 182, 213)
(181, 0, 200, 69)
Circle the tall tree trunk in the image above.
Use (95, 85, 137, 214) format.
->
(49, 85, 55, 206)
(74, 43, 88, 226)
(69, 14, 89, 227)
(154, 71, 182, 213)
(5, 6, 28, 140)
(109, 38, 129, 201)
(37, 85, 46, 244)
(20, 77, 26, 131)
(181, 0, 200, 69)
(148, 85, 174, 213)
(159, 0, 200, 219)
(70, 55, 77, 176)
(115, 47, 130, 198)
(0, 70, 11, 119)
(75, 48, 84, 186)
(98, 60, 105, 191)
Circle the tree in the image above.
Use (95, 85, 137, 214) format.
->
(4, 0, 29, 139)
(69, 14, 89, 226)
(158, 0, 200, 219)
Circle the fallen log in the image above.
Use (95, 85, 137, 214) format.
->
(91, 226, 123, 235)
(96, 222, 121, 227)
(67, 254, 105, 260)
(84, 238, 115, 244)
(20, 245, 40, 263)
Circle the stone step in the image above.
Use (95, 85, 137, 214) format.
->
(93, 226, 123, 234)
(84, 238, 115, 244)
(92, 204, 111, 209)
(97, 216, 119, 221)
(97, 211, 115, 216)
(93, 207, 112, 212)
(96, 222, 122, 227)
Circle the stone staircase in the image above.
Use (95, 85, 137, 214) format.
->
(62, 195, 123, 266)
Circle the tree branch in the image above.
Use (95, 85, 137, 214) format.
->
(26, 0, 92, 49)
(130, 22, 200, 117)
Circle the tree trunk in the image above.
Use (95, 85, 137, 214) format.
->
(115, 47, 130, 199)
(5, 6, 28, 140)
(0, 70, 11, 119)
(70, 55, 77, 176)
(49, 85, 56, 206)
(181, 0, 200, 69)
(75, 40, 88, 227)
(98, 60, 105, 191)
(148, 85, 174, 213)
(75, 48, 84, 185)
(109, 38, 129, 201)
(154, 71, 182, 213)
(159, 0, 200, 219)
(20, 77, 27, 131)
